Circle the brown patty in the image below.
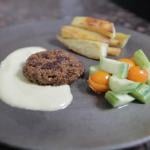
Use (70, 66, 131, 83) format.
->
(23, 49, 84, 85)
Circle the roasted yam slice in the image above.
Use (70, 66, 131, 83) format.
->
(60, 25, 110, 43)
(71, 16, 116, 38)
(57, 36, 108, 59)
(57, 36, 121, 59)
(110, 33, 130, 48)
(108, 47, 121, 56)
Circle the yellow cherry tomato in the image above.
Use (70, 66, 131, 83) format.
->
(90, 71, 110, 85)
(119, 58, 136, 69)
(130, 56, 135, 61)
(88, 77, 108, 93)
(88, 71, 110, 93)
(128, 66, 148, 83)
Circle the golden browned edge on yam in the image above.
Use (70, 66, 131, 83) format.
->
(60, 25, 130, 48)
(110, 33, 131, 48)
(60, 25, 110, 43)
(57, 35, 107, 59)
(57, 35, 121, 58)
(108, 47, 121, 56)
(71, 16, 116, 39)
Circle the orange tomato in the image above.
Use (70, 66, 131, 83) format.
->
(128, 66, 148, 83)
(119, 58, 136, 69)
(130, 56, 135, 61)
(90, 71, 110, 85)
(88, 77, 108, 93)
(88, 71, 110, 93)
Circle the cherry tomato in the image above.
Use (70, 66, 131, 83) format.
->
(88, 71, 110, 93)
(119, 58, 136, 69)
(88, 77, 108, 93)
(90, 71, 110, 85)
(128, 66, 148, 83)
(130, 56, 135, 61)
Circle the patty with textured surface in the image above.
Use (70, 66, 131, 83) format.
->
(23, 49, 84, 85)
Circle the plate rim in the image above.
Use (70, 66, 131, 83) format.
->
(0, 19, 150, 150)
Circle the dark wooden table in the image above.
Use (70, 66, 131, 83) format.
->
(0, 0, 150, 150)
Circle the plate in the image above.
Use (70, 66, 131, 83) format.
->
(0, 18, 150, 150)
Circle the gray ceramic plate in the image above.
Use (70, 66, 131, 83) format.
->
(0, 18, 150, 150)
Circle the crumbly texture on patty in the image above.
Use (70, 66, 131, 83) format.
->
(23, 49, 84, 85)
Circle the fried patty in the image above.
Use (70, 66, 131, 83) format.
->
(23, 49, 84, 85)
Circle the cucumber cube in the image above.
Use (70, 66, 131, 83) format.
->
(109, 76, 139, 93)
(105, 91, 135, 107)
(133, 49, 150, 69)
(131, 84, 150, 104)
(99, 58, 129, 78)
(133, 49, 150, 84)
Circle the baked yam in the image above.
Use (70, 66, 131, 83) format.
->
(108, 47, 121, 56)
(60, 25, 110, 43)
(57, 36, 121, 59)
(71, 16, 116, 39)
(110, 33, 130, 48)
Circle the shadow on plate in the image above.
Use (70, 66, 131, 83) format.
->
(77, 79, 111, 110)
(0, 141, 26, 150)
(88, 88, 112, 110)
(48, 38, 66, 49)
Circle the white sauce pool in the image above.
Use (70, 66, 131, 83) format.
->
(0, 47, 73, 111)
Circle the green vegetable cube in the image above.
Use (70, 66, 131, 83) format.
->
(131, 84, 150, 103)
(105, 91, 135, 107)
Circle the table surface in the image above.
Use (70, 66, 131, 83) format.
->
(0, 0, 150, 150)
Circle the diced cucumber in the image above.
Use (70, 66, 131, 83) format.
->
(105, 91, 135, 107)
(99, 58, 129, 78)
(133, 49, 150, 84)
(89, 65, 100, 75)
(131, 84, 150, 104)
(109, 76, 139, 93)
(133, 49, 150, 69)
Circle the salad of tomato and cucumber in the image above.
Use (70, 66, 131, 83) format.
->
(88, 49, 150, 107)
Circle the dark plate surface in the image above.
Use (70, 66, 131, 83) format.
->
(0, 18, 150, 150)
